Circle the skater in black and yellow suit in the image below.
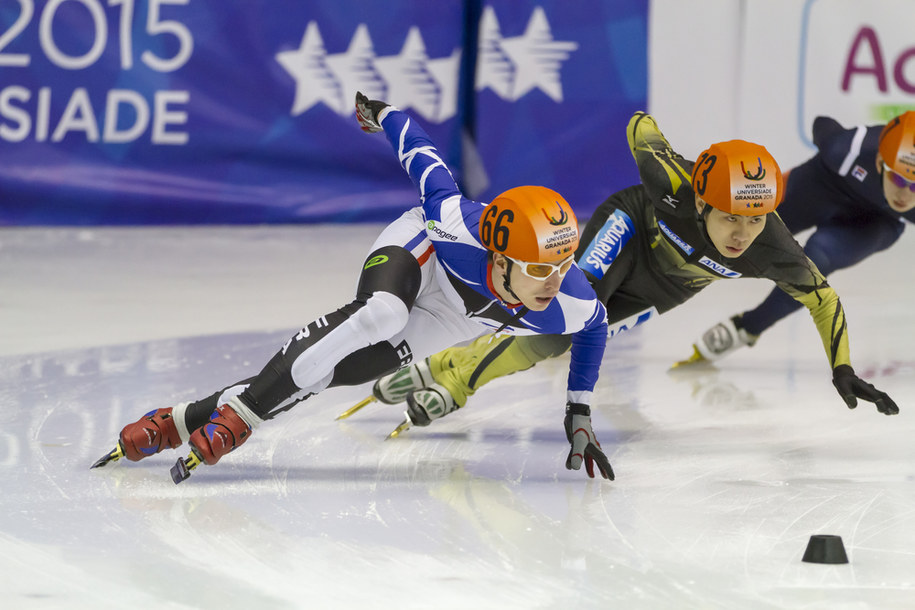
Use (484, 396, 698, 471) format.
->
(345, 112, 898, 440)
(682, 111, 915, 365)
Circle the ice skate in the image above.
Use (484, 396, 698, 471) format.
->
(90, 443, 125, 469)
(336, 358, 435, 420)
(672, 315, 758, 368)
(171, 400, 254, 484)
(90, 406, 183, 469)
(386, 382, 458, 439)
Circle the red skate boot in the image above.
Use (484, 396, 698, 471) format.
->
(90, 407, 183, 469)
(171, 402, 253, 484)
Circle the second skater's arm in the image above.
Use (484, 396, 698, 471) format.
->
(768, 226, 899, 415)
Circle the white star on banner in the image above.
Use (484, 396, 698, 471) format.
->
(477, 6, 577, 102)
(275, 21, 341, 115)
(324, 25, 386, 114)
(476, 6, 514, 100)
(373, 27, 439, 119)
(426, 48, 462, 122)
(275, 8, 572, 121)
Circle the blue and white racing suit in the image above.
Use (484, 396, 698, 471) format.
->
(173, 107, 607, 438)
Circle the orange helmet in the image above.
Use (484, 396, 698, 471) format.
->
(479, 185, 579, 263)
(691, 140, 784, 215)
(878, 111, 915, 181)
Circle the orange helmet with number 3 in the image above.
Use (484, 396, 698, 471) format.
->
(479, 186, 579, 264)
(691, 140, 785, 215)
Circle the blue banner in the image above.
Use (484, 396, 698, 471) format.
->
(472, 0, 647, 214)
(0, 0, 647, 225)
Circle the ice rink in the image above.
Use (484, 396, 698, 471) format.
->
(2, 225, 913, 609)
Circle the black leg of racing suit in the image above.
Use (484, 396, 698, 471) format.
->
(183, 245, 422, 431)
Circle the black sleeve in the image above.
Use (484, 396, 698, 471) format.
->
(811, 116, 844, 149)
(627, 112, 697, 219)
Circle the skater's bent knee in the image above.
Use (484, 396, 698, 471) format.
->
(354, 291, 410, 343)
(518, 334, 573, 360)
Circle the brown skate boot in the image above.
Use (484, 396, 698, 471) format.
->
(171, 401, 254, 483)
(90, 407, 183, 469)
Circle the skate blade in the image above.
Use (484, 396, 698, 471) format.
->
(385, 419, 411, 440)
(670, 345, 707, 369)
(90, 442, 125, 469)
(170, 450, 203, 484)
(336, 395, 377, 420)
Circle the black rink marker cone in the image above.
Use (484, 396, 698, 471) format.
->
(802, 535, 849, 564)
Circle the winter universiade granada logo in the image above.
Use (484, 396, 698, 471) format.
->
(740, 158, 766, 180)
(275, 6, 578, 123)
(542, 201, 569, 226)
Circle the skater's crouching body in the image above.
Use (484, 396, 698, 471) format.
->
(93, 92, 614, 482)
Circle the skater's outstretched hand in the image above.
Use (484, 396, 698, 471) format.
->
(355, 91, 390, 133)
(832, 364, 899, 415)
(564, 403, 614, 480)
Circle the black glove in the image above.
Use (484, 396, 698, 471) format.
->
(564, 403, 614, 480)
(832, 364, 899, 415)
(355, 91, 389, 133)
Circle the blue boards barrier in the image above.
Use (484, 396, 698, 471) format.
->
(0, 0, 646, 224)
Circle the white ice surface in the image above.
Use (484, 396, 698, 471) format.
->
(1, 226, 913, 609)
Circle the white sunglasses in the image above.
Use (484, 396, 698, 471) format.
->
(506, 254, 576, 280)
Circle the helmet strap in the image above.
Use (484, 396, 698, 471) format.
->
(501, 258, 523, 303)
(698, 201, 713, 221)
(494, 256, 529, 335)
(696, 201, 714, 243)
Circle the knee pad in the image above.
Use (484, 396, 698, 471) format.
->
(350, 290, 410, 345)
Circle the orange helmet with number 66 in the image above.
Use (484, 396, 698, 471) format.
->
(478, 185, 580, 265)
